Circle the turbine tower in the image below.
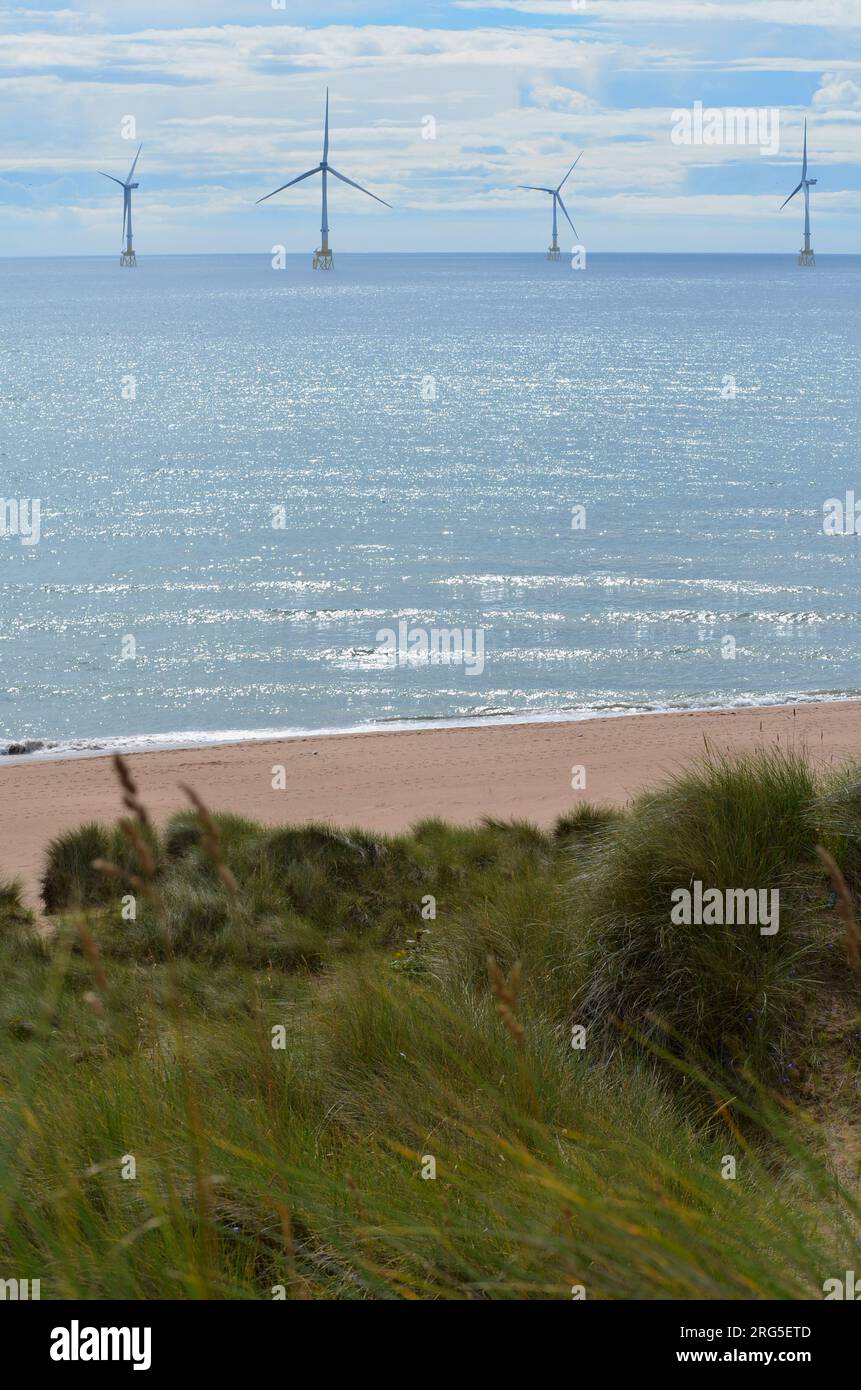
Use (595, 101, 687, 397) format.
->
(519, 154, 582, 261)
(99, 145, 142, 267)
(256, 90, 391, 270)
(781, 119, 817, 267)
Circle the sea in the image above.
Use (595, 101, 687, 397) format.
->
(1, 251, 860, 761)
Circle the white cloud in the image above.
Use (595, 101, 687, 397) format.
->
(0, 24, 644, 82)
(454, 0, 861, 25)
(727, 57, 861, 73)
(528, 80, 598, 113)
(0, 7, 99, 30)
(814, 72, 861, 109)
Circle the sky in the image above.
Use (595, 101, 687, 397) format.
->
(0, 0, 859, 255)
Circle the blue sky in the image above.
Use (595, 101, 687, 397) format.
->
(1, 1, 859, 255)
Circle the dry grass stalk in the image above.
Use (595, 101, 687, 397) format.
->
(76, 921, 109, 993)
(816, 845, 861, 982)
(118, 817, 157, 882)
(345, 1172, 368, 1223)
(180, 783, 239, 898)
(91, 858, 122, 882)
(113, 753, 151, 829)
(487, 955, 525, 1050)
(274, 1200, 308, 1299)
(91, 756, 159, 899)
(711, 1095, 744, 1145)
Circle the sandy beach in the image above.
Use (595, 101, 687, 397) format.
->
(2, 699, 860, 908)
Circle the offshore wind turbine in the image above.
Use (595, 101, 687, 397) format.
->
(519, 154, 582, 261)
(99, 145, 142, 267)
(781, 119, 817, 267)
(256, 90, 391, 270)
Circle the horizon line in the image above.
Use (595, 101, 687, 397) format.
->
(1, 249, 859, 262)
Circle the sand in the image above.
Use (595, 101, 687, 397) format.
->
(2, 700, 860, 908)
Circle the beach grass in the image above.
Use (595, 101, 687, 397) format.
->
(0, 749, 858, 1299)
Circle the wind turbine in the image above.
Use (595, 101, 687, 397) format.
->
(256, 89, 391, 270)
(99, 145, 142, 267)
(780, 119, 817, 267)
(519, 154, 582, 261)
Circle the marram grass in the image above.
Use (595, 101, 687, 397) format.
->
(0, 749, 858, 1299)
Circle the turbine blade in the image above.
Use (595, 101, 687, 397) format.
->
(122, 193, 128, 243)
(99, 172, 126, 187)
(556, 152, 582, 193)
(518, 186, 554, 194)
(780, 181, 803, 210)
(255, 166, 321, 204)
(802, 118, 807, 179)
(555, 191, 578, 240)
(126, 143, 142, 185)
(323, 88, 329, 162)
(327, 166, 392, 208)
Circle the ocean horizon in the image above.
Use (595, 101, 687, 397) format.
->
(3, 250, 860, 759)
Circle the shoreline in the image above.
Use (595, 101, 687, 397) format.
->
(3, 688, 861, 767)
(3, 697, 861, 910)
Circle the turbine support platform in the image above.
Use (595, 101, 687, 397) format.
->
(546, 244, 561, 261)
(313, 235, 333, 270)
(798, 237, 815, 267)
(120, 248, 137, 267)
